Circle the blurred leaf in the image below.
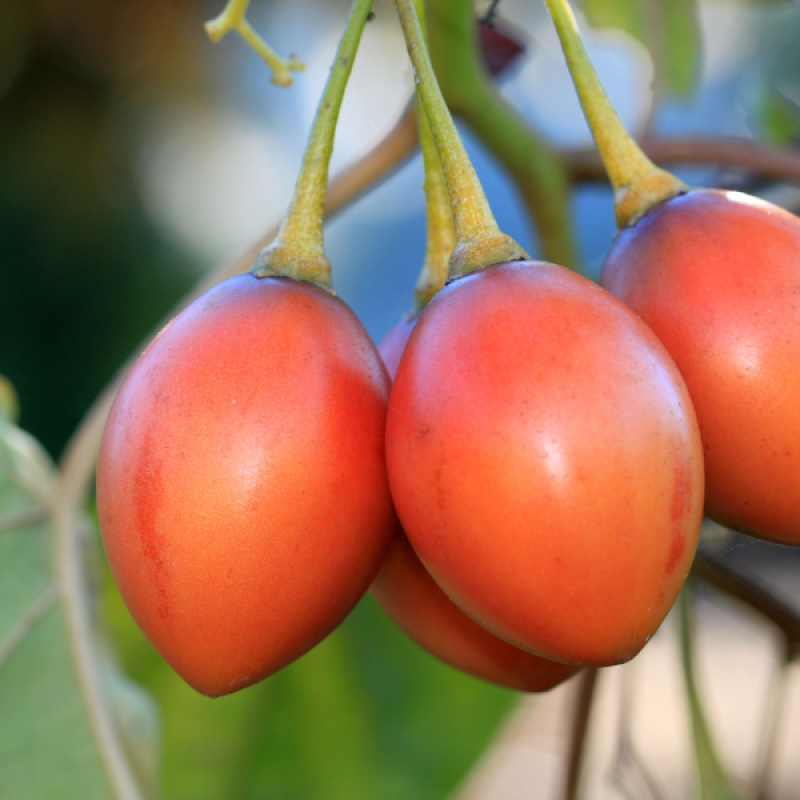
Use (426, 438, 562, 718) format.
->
(662, 0, 701, 98)
(0, 376, 19, 423)
(583, 0, 646, 41)
(0, 0, 31, 100)
(757, 87, 800, 145)
(583, 0, 701, 99)
(0, 420, 155, 799)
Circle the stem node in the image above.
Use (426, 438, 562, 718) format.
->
(205, 0, 306, 88)
(395, 0, 529, 279)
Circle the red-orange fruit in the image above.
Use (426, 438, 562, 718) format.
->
(371, 317, 579, 691)
(386, 261, 704, 667)
(97, 273, 395, 697)
(372, 528, 580, 690)
(601, 189, 800, 544)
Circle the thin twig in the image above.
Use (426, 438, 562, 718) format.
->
(692, 551, 800, 650)
(562, 667, 599, 800)
(53, 482, 144, 800)
(564, 137, 800, 185)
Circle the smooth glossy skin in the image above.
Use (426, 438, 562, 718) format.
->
(97, 274, 395, 697)
(372, 317, 579, 692)
(601, 190, 800, 544)
(386, 262, 704, 667)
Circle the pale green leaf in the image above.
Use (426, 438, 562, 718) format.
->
(0, 420, 156, 800)
(663, 0, 701, 97)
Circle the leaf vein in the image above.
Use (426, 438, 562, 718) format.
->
(0, 585, 60, 671)
(0, 504, 50, 534)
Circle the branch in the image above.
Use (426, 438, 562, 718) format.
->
(692, 550, 800, 653)
(565, 137, 800, 185)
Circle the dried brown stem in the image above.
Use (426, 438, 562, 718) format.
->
(565, 137, 800, 185)
(692, 551, 800, 652)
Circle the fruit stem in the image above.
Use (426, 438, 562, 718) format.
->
(394, 0, 528, 281)
(412, 0, 454, 310)
(426, 0, 579, 272)
(542, 0, 686, 228)
(253, 0, 374, 290)
(205, 0, 305, 88)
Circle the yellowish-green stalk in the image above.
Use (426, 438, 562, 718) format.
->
(543, 0, 686, 228)
(426, 0, 578, 272)
(394, 0, 528, 281)
(411, 0, 454, 310)
(414, 105, 455, 307)
(205, 0, 305, 88)
(253, 0, 373, 290)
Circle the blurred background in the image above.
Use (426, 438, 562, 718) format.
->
(3, 0, 800, 797)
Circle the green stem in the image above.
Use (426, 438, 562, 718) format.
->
(542, 0, 685, 227)
(678, 589, 744, 800)
(426, 0, 578, 271)
(394, 0, 528, 281)
(253, 0, 374, 290)
(205, 0, 305, 88)
(414, 103, 454, 307)
(412, 0, 454, 310)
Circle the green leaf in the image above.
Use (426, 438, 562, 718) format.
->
(583, 0, 701, 99)
(757, 87, 800, 145)
(0, 419, 156, 800)
(662, 0, 701, 98)
(583, 0, 645, 42)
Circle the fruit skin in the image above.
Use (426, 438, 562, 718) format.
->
(97, 273, 395, 697)
(601, 189, 800, 544)
(386, 261, 704, 667)
(372, 527, 580, 691)
(372, 316, 579, 692)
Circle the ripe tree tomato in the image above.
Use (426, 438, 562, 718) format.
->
(601, 190, 800, 544)
(386, 261, 704, 667)
(97, 273, 395, 697)
(371, 316, 579, 691)
(372, 530, 580, 690)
